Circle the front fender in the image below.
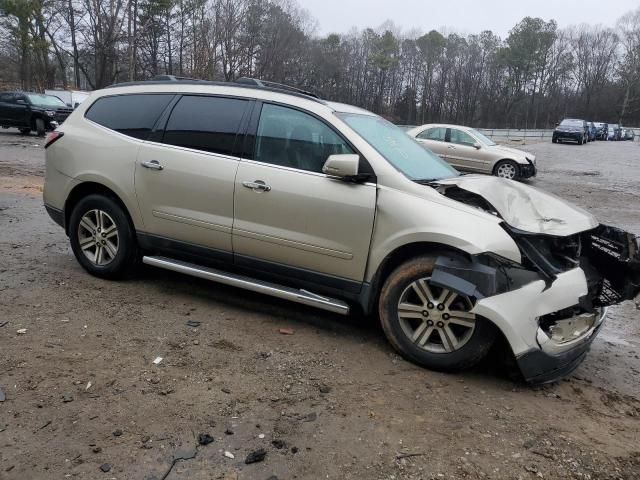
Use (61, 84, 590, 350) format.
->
(365, 186, 521, 282)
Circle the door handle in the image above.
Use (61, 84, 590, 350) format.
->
(242, 180, 271, 192)
(447, 145, 456, 149)
(141, 160, 164, 170)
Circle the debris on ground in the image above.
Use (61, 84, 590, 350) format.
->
(198, 433, 214, 445)
(0, 387, 5, 402)
(85, 381, 92, 391)
(186, 320, 201, 328)
(113, 429, 123, 437)
(224, 451, 235, 459)
(224, 428, 234, 435)
(271, 439, 286, 449)
(99, 463, 111, 473)
(0, 321, 8, 328)
(152, 356, 163, 365)
(221, 387, 231, 394)
(302, 412, 317, 422)
(16, 328, 26, 334)
(62, 395, 73, 403)
(245, 448, 267, 464)
(319, 384, 332, 394)
(278, 328, 294, 335)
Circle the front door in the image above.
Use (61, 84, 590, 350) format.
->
(446, 128, 486, 172)
(233, 103, 376, 283)
(135, 94, 252, 255)
(415, 127, 449, 161)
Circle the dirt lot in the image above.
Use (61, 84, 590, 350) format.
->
(1, 130, 639, 480)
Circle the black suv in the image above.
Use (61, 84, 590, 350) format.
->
(552, 118, 588, 145)
(0, 91, 73, 136)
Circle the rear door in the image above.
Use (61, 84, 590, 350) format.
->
(232, 102, 376, 284)
(135, 94, 252, 256)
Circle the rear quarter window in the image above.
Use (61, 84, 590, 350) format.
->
(85, 94, 174, 140)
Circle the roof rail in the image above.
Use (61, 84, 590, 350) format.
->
(234, 77, 320, 99)
(105, 76, 325, 104)
(150, 74, 199, 82)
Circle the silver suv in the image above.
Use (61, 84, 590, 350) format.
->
(43, 78, 640, 383)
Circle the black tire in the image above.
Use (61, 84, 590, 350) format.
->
(552, 137, 557, 144)
(378, 255, 496, 372)
(19, 128, 31, 135)
(68, 194, 138, 279)
(35, 118, 45, 137)
(577, 136, 583, 145)
(493, 159, 520, 180)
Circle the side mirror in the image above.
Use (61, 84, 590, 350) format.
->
(473, 142, 482, 149)
(322, 154, 360, 179)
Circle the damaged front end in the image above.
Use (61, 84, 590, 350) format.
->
(430, 177, 640, 383)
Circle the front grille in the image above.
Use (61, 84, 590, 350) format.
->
(55, 108, 73, 123)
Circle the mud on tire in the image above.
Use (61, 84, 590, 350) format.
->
(378, 255, 496, 372)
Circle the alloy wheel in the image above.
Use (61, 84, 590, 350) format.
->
(397, 278, 476, 353)
(77, 209, 119, 266)
(496, 163, 516, 179)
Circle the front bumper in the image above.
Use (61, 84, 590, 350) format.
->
(553, 131, 582, 142)
(517, 307, 607, 383)
(520, 163, 536, 178)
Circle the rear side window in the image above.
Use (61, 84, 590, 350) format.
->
(86, 94, 173, 140)
(162, 95, 248, 156)
(418, 127, 446, 141)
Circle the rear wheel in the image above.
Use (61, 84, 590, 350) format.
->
(35, 118, 45, 137)
(493, 160, 519, 180)
(552, 137, 557, 143)
(19, 128, 31, 135)
(68, 194, 138, 279)
(379, 255, 496, 372)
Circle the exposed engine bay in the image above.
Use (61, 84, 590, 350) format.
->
(431, 179, 640, 310)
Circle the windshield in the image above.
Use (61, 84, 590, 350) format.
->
(468, 128, 496, 146)
(26, 94, 66, 108)
(560, 119, 583, 127)
(338, 113, 458, 181)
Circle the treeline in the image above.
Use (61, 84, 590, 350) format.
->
(1, 0, 639, 128)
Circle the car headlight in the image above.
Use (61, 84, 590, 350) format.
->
(45, 110, 56, 117)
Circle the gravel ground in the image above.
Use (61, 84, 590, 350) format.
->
(1, 130, 639, 480)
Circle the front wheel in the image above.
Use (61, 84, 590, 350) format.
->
(379, 255, 496, 372)
(68, 194, 138, 279)
(493, 160, 520, 180)
(578, 136, 583, 145)
(35, 118, 45, 137)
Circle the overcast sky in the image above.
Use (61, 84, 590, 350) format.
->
(301, 0, 638, 38)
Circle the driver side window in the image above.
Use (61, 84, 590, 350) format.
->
(449, 129, 476, 147)
(254, 104, 354, 173)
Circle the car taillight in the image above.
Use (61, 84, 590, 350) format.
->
(44, 131, 64, 149)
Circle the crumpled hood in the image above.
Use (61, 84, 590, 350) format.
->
(435, 175, 598, 236)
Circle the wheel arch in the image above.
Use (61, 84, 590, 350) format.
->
(361, 241, 471, 316)
(64, 182, 136, 235)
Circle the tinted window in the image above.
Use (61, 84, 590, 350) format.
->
(0, 93, 15, 103)
(86, 94, 173, 140)
(449, 129, 476, 146)
(163, 95, 248, 156)
(418, 127, 446, 141)
(255, 104, 353, 173)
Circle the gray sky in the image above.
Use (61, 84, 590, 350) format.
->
(301, 0, 639, 38)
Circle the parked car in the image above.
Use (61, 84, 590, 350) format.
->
(406, 124, 536, 181)
(0, 91, 73, 136)
(587, 121, 597, 141)
(42, 78, 640, 384)
(623, 129, 635, 141)
(593, 122, 608, 140)
(608, 124, 621, 140)
(552, 119, 589, 145)
(45, 89, 90, 109)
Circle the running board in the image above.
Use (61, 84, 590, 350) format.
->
(142, 256, 350, 315)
